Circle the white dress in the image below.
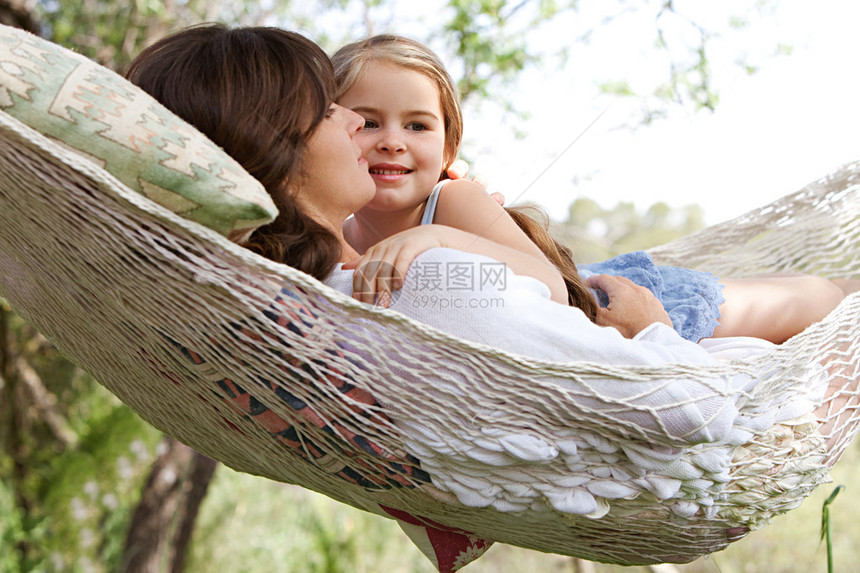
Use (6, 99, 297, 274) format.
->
(324, 247, 822, 515)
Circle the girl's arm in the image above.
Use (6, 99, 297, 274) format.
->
(345, 222, 568, 306)
(432, 179, 554, 268)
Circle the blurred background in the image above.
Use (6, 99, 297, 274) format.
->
(1, 1, 858, 571)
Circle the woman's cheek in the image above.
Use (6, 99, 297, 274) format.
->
(355, 132, 375, 156)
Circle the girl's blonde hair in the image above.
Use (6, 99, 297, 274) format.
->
(332, 34, 463, 169)
(506, 206, 599, 322)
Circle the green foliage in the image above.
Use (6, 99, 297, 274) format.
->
(39, 401, 161, 571)
(598, 79, 635, 97)
(653, 4, 717, 111)
(34, 0, 788, 123)
(775, 42, 794, 56)
(0, 479, 25, 573)
(559, 197, 705, 263)
(445, 0, 531, 100)
(821, 485, 844, 573)
(441, 0, 581, 109)
(35, 0, 279, 71)
(38, 0, 168, 70)
(0, 300, 161, 572)
(2, 386, 161, 571)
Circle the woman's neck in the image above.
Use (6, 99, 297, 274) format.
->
(338, 238, 361, 263)
(301, 203, 362, 264)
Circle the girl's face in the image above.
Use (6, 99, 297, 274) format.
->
(293, 104, 375, 232)
(338, 61, 447, 217)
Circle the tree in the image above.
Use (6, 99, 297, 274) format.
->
(1, 297, 167, 571)
(122, 438, 218, 573)
(37, 0, 266, 71)
(34, 0, 783, 117)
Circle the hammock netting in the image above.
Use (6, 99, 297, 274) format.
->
(1, 95, 860, 565)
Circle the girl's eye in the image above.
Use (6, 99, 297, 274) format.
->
(407, 122, 427, 132)
(363, 119, 378, 129)
(325, 105, 337, 118)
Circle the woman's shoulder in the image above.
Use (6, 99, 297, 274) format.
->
(322, 263, 350, 292)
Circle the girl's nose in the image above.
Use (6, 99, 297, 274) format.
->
(377, 129, 405, 153)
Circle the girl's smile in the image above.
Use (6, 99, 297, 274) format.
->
(369, 162, 414, 181)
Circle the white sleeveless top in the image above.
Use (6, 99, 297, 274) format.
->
(419, 180, 450, 225)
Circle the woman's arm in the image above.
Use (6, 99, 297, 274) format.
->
(346, 223, 568, 306)
(586, 274, 673, 337)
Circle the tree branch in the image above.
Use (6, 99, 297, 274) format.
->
(14, 356, 78, 447)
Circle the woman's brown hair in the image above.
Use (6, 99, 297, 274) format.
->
(506, 206, 599, 322)
(125, 24, 343, 279)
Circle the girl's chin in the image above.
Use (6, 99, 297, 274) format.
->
(361, 198, 421, 213)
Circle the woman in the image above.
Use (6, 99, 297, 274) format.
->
(125, 24, 827, 449)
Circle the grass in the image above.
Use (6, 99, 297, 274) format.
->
(186, 471, 434, 573)
(187, 440, 860, 572)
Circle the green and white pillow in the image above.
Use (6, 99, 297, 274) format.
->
(0, 24, 277, 242)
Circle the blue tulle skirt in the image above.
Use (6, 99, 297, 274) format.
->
(579, 251, 725, 342)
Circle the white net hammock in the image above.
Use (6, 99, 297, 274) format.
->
(1, 107, 860, 566)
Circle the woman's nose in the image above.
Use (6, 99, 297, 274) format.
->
(343, 107, 365, 134)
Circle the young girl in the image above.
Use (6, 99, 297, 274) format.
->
(332, 34, 856, 344)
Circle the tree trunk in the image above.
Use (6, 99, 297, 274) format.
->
(121, 437, 218, 573)
(1, 303, 34, 563)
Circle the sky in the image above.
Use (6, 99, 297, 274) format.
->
(453, 1, 860, 225)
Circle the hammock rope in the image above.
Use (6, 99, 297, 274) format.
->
(1, 103, 860, 566)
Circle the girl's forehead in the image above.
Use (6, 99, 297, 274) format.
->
(352, 61, 441, 101)
(364, 59, 429, 82)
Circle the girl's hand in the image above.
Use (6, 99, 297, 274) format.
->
(344, 226, 451, 306)
(447, 159, 501, 203)
(586, 274, 672, 338)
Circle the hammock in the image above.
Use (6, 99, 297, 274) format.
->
(1, 25, 860, 571)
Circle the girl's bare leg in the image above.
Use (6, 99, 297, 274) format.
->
(712, 275, 845, 344)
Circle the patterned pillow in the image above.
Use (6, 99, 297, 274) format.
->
(0, 24, 277, 242)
